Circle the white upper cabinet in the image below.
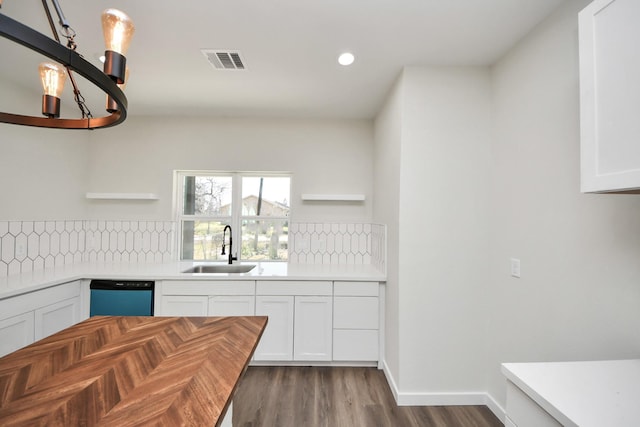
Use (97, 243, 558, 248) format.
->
(580, 0, 640, 192)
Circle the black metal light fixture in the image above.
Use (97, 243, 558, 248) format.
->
(107, 66, 129, 114)
(0, 0, 134, 129)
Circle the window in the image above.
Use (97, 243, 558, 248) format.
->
(176, 172, 290, 261)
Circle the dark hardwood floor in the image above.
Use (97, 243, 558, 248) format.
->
(233, 367, 503, 427)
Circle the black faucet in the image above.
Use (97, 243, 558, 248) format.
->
(221, 225, 237, 265)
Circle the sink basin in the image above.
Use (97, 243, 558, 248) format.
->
(182, 264, 256, 274)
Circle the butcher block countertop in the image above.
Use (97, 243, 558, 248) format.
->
(0, 315, 268, 426)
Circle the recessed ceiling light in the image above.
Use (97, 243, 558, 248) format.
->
(338, 52, 355, 66)
(99, 55, 106, 63)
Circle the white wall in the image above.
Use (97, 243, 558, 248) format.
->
(0, 77, 89, 220)
(374, 67, 493, 400)
(373, 0, 640, 414)
(373, 73, 404, 388)
(0, 120, 88, 220)
(486, 0, 640, 408)
(86, 116, 373, 222)
(399, 67, 492, 395)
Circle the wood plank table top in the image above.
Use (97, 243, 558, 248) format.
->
(0, 315, 267, 426)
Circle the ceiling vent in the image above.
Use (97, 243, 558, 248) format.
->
(201, 50, 246, 70)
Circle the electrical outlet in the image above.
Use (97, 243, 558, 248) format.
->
(510, 258, 521, 278)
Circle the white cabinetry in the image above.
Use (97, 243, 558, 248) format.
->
(504, 417, 517, 427)
(505, 381, 561, 427)
(34, 296, 81, 340)
(161, 295, 209, 316)
(155, 278, 382, 364)
(294, 296, 332, 361)
(254, 281, 332, 362)
(255, 295, 294, 361)
(157, 281, 255, 317)
(0, 281, 84, 357)
(209, 296, 255, 316)
(579, 0, 640, 192)
(0, 313, 34, 357)
(333, 281, 379, 361)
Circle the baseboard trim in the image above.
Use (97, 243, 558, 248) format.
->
(381, 359, 506, 423)
(484, 393, 506, 424)
(381, 359, 400, 402)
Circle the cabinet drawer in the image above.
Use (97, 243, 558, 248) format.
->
(160, 295, 208, 316)
(0, 281, 80, 320)
(333, 330, 378, 361)
(256, 281, 332, 296)
(334, 297, 378, 329)
(334, 281, 379, 296)
(162, 280, 255, 295)
(208, 296, 255, 316)
(506, 381, 561, 427)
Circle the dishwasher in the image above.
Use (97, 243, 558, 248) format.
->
(89, 280, 155, 316)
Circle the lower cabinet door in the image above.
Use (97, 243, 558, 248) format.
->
(334, 296, 378, 329)
(333, 329, 378, 361)
(254, 296, 294, 361)
(34, 296, 81, 341)
(160, 295, 208, 316)
(208, 296, 255, 316)
(294, 296, 332, 361)
(0, 312, 35, 357)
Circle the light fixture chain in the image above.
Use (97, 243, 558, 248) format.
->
(41, 0, 92, 120)
(62, 26, 77, 51)
(67, 71, 93, 119)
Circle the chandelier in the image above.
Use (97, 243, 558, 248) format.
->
(0, 0, 134, 129)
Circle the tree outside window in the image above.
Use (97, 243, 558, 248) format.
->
(176, 172, 290, 261)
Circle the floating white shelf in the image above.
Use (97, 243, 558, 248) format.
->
(85, 192, 159, 200)
(301, 194, 365, 202)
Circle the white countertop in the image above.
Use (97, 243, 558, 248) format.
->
(502, 359, 640, 427)
(0, 261, 386, 300)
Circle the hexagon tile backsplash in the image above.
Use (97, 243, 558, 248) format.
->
(0, 220, 386, 278)
(0, 220, 175, 277)
(288, 222, 386, 271)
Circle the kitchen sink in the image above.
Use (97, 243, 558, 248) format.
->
(181, 264, 256, 274)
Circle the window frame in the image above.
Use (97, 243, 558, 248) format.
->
(174, 170, 291, 261)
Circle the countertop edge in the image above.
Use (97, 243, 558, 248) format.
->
(0, 261, 386, 300)
(501, 360, 640, 427)
(501, 363, 577, 427)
